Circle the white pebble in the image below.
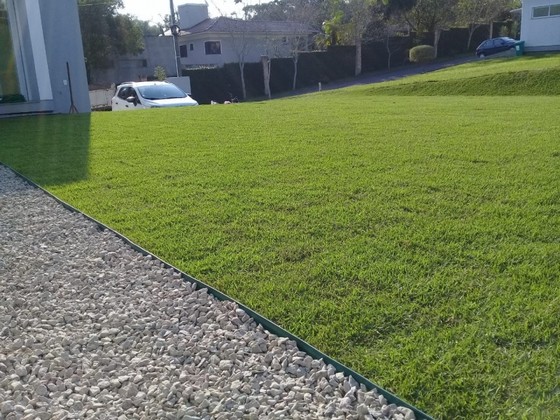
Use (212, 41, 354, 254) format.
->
(0, 165, 410, 420)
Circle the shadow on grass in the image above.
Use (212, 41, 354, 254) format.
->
(0, 114, 91, 186)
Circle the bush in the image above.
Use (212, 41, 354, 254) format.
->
(154, 66, 167, 81)
(409, 45, 435, 63)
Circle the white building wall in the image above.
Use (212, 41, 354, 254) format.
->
(179, 33, 295, 67)
(521, 0, 560, 50)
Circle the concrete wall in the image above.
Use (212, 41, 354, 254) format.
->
(89, 87, 115, 110)
(39, 0, 90, 113)
(521, 0, 560, 50)
(178, 3, 208, 29)
(90, 36, 177, 86)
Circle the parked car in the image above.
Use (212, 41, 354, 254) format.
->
(111, 81, 198, 111)
(475, 37, 518, 58)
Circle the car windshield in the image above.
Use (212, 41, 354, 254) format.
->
(137, 84, 187, 100)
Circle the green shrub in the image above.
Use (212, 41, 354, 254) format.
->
(409, 45, 435, 63)
(154, 65, 167, 81)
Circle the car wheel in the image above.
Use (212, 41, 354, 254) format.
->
(479, 53, 485, 58)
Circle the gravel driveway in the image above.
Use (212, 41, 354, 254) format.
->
(0, 164, 420, 419)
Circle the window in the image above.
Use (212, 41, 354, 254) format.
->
(533, 4, 560, 17)
(205, 41, 221, 55)
(0, 0, 23, 102)
(0, 0, 55, 107)
(533, 6, 549, 17)
(189, 43, 194, 51)
(179, 44, 188, 58)
(117, 87, 136, 100)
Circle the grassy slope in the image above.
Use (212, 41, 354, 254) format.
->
(352, 54, 560, 96)
(1, 56, 559, 419)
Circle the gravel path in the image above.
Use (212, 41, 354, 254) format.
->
(0, 165, 417, 420)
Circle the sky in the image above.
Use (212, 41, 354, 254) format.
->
(120, 0, 261, 24)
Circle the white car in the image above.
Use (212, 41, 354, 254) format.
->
(111, 81, 198, 111)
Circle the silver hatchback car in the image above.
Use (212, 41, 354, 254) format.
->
(111, 81, 198, 111)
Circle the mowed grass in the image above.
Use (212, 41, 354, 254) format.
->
(1, 57, 560, 419)
(353, 53, 560, 96)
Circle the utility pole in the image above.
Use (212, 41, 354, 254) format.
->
(169, 0, 182, 77)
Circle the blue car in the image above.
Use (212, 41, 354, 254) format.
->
(476, 37, 517, 58)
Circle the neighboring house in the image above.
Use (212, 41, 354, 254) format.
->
(0, 0, 89, 116)
(520, 0, 560, 51)
(89, 36, 178, 87)
(176, 3, 315, 68)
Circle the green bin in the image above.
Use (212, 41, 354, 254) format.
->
(515, 41, 525, 56)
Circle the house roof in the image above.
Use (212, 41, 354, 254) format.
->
(181, 17, 314, 36)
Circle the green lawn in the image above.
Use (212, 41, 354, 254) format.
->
(1, 56, 559, 419)
(355, 53, 560, 96)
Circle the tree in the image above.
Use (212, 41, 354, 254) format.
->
(157, 12, 180, 36)
(262, 36, 280, 99)
(457, 0, 517, 50)
(456, 0, 488, 50)
(324, 0, 382, 76)
(109, 14, 144, 55)
(404, 0, 451, 33)
(137, 20, 163, 37)
(287, 26, 313, 90)
(244, 0, 328, 29)
(484, 0, 518, 38)
(320, 10, 344, 47)
(222, 17, 251, 100)
(322, 0, 415, 76)
(243, 0, 323, 90)
(378, 0, 417, 68)
(154, 66, 167, 81)
(78, 0, 144, 79)
(404, 0, 457, 57)
(384, 0, 417, 16)
(282, 1, 320, 90)
(369, 17, 408, 70)
(244, 0, 297, 21)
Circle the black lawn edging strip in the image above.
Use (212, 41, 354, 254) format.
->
(2, 162, 434, 420)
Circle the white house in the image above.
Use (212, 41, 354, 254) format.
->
(176, 3, 315, 68)
(520, 0, 560, 51)
(0, 0, 90, 117)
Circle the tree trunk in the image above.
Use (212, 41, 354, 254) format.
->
(434, 28, 441, 58)
(292, 54, 299, 91)
(355, 36, 362, 76)
(466, 25, 477, 51)
(261, 55, 271, 99)
(385, 37, 392, 71)
(267, 60, 272, 99)
(239, 61, 247, 100)
(489, 21, 494, 38)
